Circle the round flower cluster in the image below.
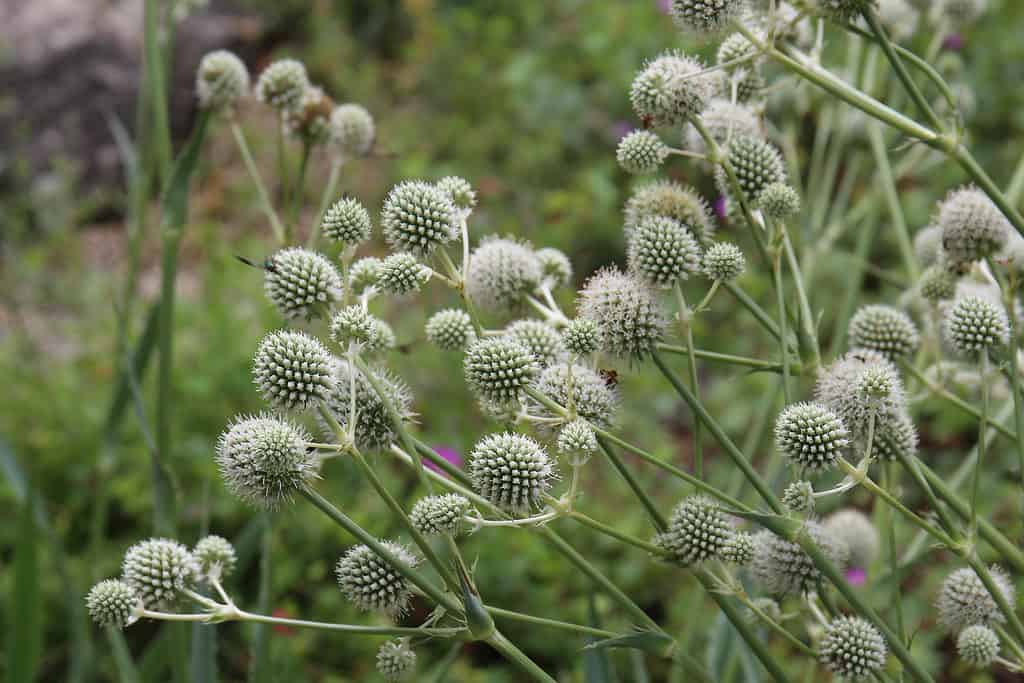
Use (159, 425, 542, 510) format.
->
(563, 318, 603, 356)
(263, 248, 342, 321)
(381, 181, 459, 255)
(668, 0, 744, 34)
(252, 330, 334, 412)
(283, 86, 334, 144)
(847, 304, 920, 359)
(196, 50, 249, 110)
(376, 639, 417, 681)
(216, 414, 315, 508)
(410, 494, 472, 536)
(331, 103, 375, 158)
(936, 566, 1015, 632)
(536, 247, 573, 290)
(617, 130, 669, 174)
(533, 363, 619, 429)
(823, 509, 879, 569)
(654, 496, 733, 565)
(194, 535, 237, 580)
(624, 180, 715, 244)
(378, 253, 432, 295)
(702, 241, 746, 281)
(757, 182, 801, 219)
(86, 579, 139, 629)
(505, 319, 567, 367)
(750, 522, 849, 595)
(630, 51, 715, 126)
(319, 362, 413, 451)
(464, 337, 538, 406)
(437, 176, 477, 212)
(957, 624, 1000, 667)
(718, 135, 786, 203)
(254, 59, 308, 111)
(469, 433, 557, 513)
(336, 542, 419, 616)
(466, 237, 543, 314)
(720, 531, 755, 565)
(938, 186, 1010, 265)
(577, 268, 668, 359)
(122, 538, 198, 610)
(774, 402, 849, 470)
(627, 215, 703, 287)
(819, 615, 888, 681)
(557, 419, 598, 465)
(944, 295, 1010, 354)
(322, 197, 372, 246)
(781, 480, 815, 513)
(426, 309, 477, 351)
(685, 99, 761, 155)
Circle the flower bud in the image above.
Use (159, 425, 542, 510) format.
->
(410, 494, 471, 536)
(122, 539, 198, 609)
(562, 318, 603, 357)
(939, 186, 1010, 265)
(848, 304, 920, 360)
(919, 264, 957, 302)
(782, 480, 815, 513)
(376, 639, 417, 681)
(283, 85, 334, 144)
(196, 50, 249, 110)
(937, 566, 1015, 632)
(349, 256, 383, 294)
(193, 535, 237, 580)
(426, 309, 477, 351)
(330, 103, 375, 158)
(505, 319, 566, 367)
(616, 130, 669, 174)
(944, 295, 1010, 354)
(557, 419, 598, 465)
(255, 58, 309, 111)
(378, 253, 432, 295)
(322, 197, 372, 246)
(718, 135, 786, 203)
(628, 215, 703, 287)
(382, 181, 459, 255)
(721, 531, 755, 565)
(624, 180, 715, 244)
(702, 241, 746, 281)
(536, 247, 573, 290)
(533, 362, 618, 428)
(86, 579, 138, 629)
(436, 176, 476, 212)
(757, 182, 801, 219)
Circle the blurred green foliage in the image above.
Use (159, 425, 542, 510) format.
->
(3, 1, 1024, 681)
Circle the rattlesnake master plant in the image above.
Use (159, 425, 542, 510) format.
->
(88, 3, 1024, 678)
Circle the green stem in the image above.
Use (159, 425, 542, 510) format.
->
(655, 343, 792, 372)
(299, 486, 461, 614)
(971, 353, 990, 538)
(566, 510, 669, 557)
(674, 284, 703, 477)
(967, 557, 1024, 647)
(781, 225, 821, 367)
(230, 120, 287, 245)
(250, 512, 272, 683)
(651, 351, 784, 514)
(142, 0, 171, 181)
(288, 142, 312, 242)
(723, 281, 786, 345)
(772, 248, 792, 403)
(239, 609, 462, 637)
(485, 606, 617, 639)
(308, 158, 343, 249)
(867, 122, 919, 279)
(595, 435, 668, 531)
(862, 8, 943, 132)
(483, 632, 557, 683)
(881, 464, 906, 645)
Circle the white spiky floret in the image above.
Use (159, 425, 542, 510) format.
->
(330, 103, 375, 157)
(469, 432, 557, 513)
(466, 237, 543, 314)
(216, 413, 316, 508)
(381, 181, 459, 255)
(252, 330, 334, 412)
(577, 267, 668, 359)
(263, 247, 343, 321)
(629, 50, 716, 126)
(122, 538, 199, 609)
(336, 542, 419, 616)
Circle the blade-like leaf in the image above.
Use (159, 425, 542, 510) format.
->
(582, 630, 674, 656)
(582, 597, 615, 683)
(8, 496, 42, 682)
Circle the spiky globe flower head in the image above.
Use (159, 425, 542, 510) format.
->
(757, 182, 802, 219)
(819, 616, 888, 681)
(718, 135, 786, 202)
(782, 480, 815, 513)
(378, 253, 432, 296)
(914, 225, 944, 267)
(937, 566, 1015, 632)
(751, 522, 849, 595)
(335, 542, 419, 616)
(320, 362, 413, 451)
(624, 180, 715, 244)
(283, 85, 334, 144)
(563, 318, 603, 357)
(122, 539, 198, 609)
(577, 267, 668, 359)
(557, 419, 598, 465)
(721, 531, 756, 565)
(426, 309, 476, 351)
(655, 496, 733, 566)
(349, 256, 383, 294)
(627, 215, 703, 287)
(469, 433, 556, 513)
(938, 186, 1010, 265)
(944, 295, 1010, 354)
(616, 130, 669, 174)
(716, 33, 765, 103)
(464, 337, 538, 405)
(467, 237, 543, 314)
(196, 50, 249, 110)
(436, 176, 476, 212)
(774, 402, 849, 471)
(193, 535, 237, 580)
(332, 306, 392, 354)
(536, 248, 573, 290)
(252, 330, 333, 412)
(816, 0, 877, 22)
(410, 494, 471, 536)
(684, 99, 762, 155)
(322, 197, 372, 246)
(86, 579, 139, 629)
(534, 363, 619, 428)
(669, 0, 745, 33)
(216, 414, 315, 507)
(919, 264, 957, 302)
(254, 58, 308, 111)
(330, 103, 375, 158)
(815, 350, 915, 460)
(376, 640, 417, 681)
(824, 509, 879, 569)
(702, 242, 746, 281)
(505, 319, 566, 367)
(381, 181, 459, 256)
(957, 624, 1000, 667)
(263, 248, 342, 321)
(630, 51, 715, 126)
(848, 304, 920, 359)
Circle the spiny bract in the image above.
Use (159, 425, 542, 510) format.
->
(469, 433, 557, 513)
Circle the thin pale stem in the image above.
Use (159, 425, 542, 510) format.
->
(971, 353, 990, 539)
(867, 122, 919, 279)
(230, 120, 287, 245)
(655, 343, 792, 372)
(674, 283, 703, 477)
(307, 157, 344, 249)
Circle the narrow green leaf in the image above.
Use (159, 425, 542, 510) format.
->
(582, 630, 674, 656)
(189, 621, 218, 683)
(582, 597, 615, 683)
(8, 496, 42, 682)
(105, 627, 141, 683)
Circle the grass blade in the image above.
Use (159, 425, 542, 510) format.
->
(8, 495, 42, 682)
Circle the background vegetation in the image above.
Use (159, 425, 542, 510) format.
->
(4, 1, 1024, 680)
